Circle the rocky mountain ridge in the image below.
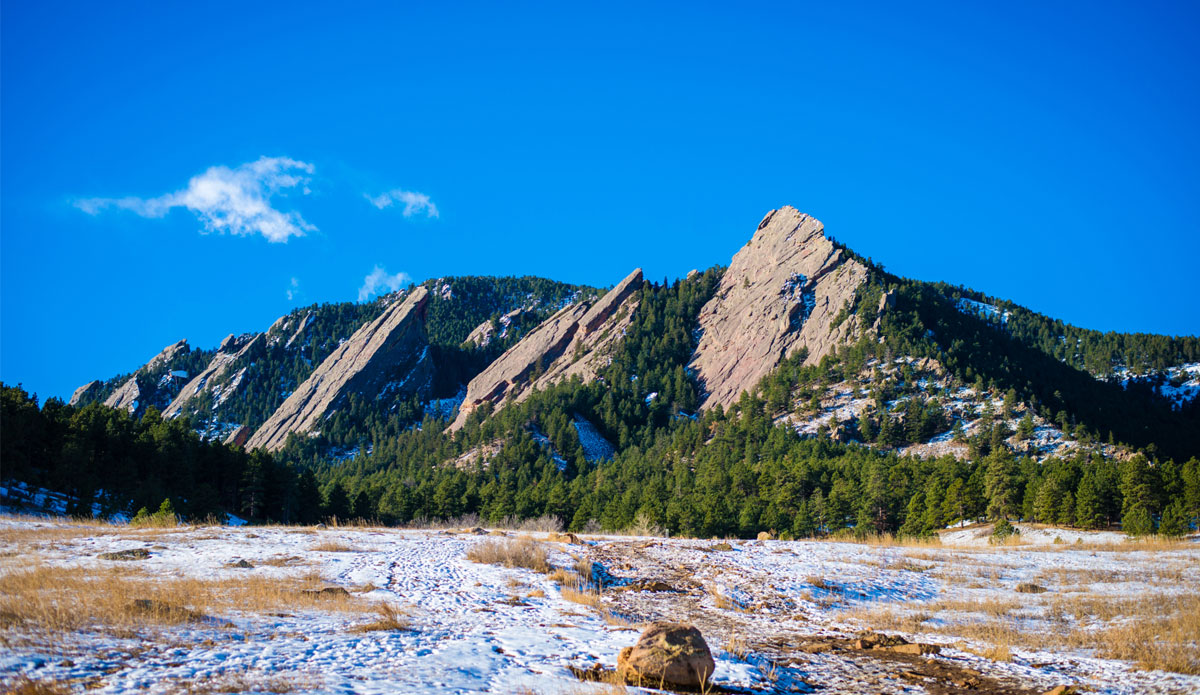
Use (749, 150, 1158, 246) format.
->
(247, 287, 434, 452)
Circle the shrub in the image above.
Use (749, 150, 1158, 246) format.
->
(130, 498, 179, 528)
(464, 538, 549, 573)
(989, 519, 1019, 545)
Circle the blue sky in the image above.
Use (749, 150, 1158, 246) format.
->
(3, 1, 1198, 401)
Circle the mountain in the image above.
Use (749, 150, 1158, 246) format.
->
(14, 206, 1198, 533)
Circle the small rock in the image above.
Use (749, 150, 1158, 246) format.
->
(303, 587, 350, 598)
(618, 622, 715, 688)
(884, 643, 941, 655)
(548, 532, 583, 545)
(99, 548, 150, 561)
(710, 542, 734, 552)
(229, 559, 254, 569)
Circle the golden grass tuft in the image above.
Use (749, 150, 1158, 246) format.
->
(464, 538, 550, 573)
(561, 586, 602, 607)
(308, 541, 355, 553)
(350, 603, 410, 633)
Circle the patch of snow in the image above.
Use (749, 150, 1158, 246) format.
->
(571, 414, 615, 463)
(955, 297, 1010, 325)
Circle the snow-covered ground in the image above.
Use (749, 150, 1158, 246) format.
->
(1, 517, 1197, 694)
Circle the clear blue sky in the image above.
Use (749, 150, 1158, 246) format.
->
(3, 1, 1198, 401)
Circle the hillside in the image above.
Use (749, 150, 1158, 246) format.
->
(9, 206, 1198, 535)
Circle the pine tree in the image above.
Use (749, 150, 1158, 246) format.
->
(985, 450, 1020, 521)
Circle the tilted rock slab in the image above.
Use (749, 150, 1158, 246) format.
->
(68, 380, 103, 407)
(103, 339, 190, 413)
(690, 207, 869, 410)
(163, 333, 262, 419)
(246, 287, 433, 452)
(448, 268, 643, 431)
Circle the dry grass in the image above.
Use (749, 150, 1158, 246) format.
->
(842, 591, 1200, 674)
(3, 677, 73, 695)
(465, 538, 550, 573)
(0, 563, 368, 634)
(350, 603, 410, 633)
(164, 673, 299, 694)
(308, 541, 356, 552)
(561, 586, 602, 607)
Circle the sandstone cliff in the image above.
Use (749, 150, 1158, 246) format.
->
(102, 340, 191, 413)
(246, 287, 433, 451)
(163, 333, 262, 420)
(68, 380, 103, 407)
(690, 207, 869, 410)
(449, 269, 643, 431)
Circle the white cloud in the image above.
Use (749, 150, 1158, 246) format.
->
(365, 189, 439, 218)
(75, 156, 316, 243)
(286, 277, 300, 301)
(358, 265, 411, 302)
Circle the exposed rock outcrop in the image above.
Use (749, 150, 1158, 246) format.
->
(163, 334, 262, 419)
(224, 425, 251, 448)
(68, 380, 103, 407)
(102, 340, 191, 414)
(448, 269, 643, 431)
(464, 308, 523, 348)
(103, 378, 142, 413)
(246, 288, 433, 451)
(690, 207, 869, 410)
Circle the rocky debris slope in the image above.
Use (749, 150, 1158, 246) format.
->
(448, 269, 643, 431)
(102, 340, 192, 414)
(163, 333, 262, 420)
(246, 288, 433, 452)
(68, 380, 103, 407)
(690, 207, 869, 410)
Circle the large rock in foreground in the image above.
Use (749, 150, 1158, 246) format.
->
(246, 287, 433, 451)
(690, 207, 869, 410)
(617, 622, 715, 688)
(448, 269, 643, 431)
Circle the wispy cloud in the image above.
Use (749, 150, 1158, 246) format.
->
(365, 189, 439, 218)
(286, 277, 301, 301)
(358, 265, 411, 302)
(75, 156, 316, 243)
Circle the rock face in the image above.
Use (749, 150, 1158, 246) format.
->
(163, 333, 261, 420)
(617, 622, 715, 687)
(224, 425, 251, 448)
(246, 288, 433, 452)
(690, 207, 869, 410)
(68, 380, 103, 407)
(464, 308, 524, 348)
(448, 269, 643, 431)
(103, 340, 191, 414)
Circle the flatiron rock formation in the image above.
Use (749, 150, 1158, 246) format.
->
(68, 380, 103, 406)
(162, 333, 262, 420)
(102, 339, 191, 413)
(449, 269, 643, 431)
(690, 207, 869, 410)
(246, 287, 433, 452)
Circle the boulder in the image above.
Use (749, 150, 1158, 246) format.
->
(617, 622, 715, 688)
(449, 269, 643, 431)
(689, 207, 869, 410)
(99, 548, 150, 561)
(68, 380, 103, 406)
(247, 288, 433, 451)
(547, 532, 583, 545)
